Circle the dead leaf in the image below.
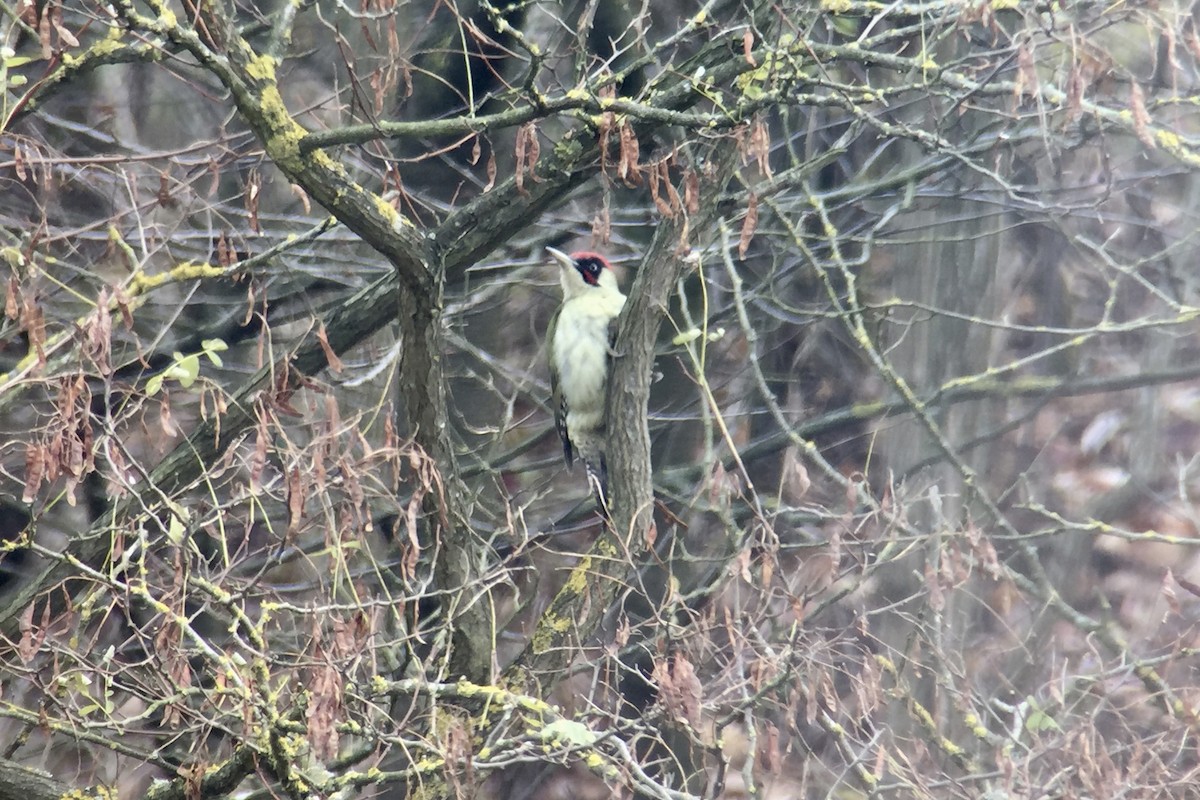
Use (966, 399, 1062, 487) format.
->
(484, 149, 497, 192)
(1014, 43, 1037, 100)
(17, 601, 47, 664)
(113, 287, 134, 329)
(683, 168, 699, 214)
(291, 184, 311, 214)
(781, 445, 810, 502)
(525, 122, 541, 179)
(159, 391, 177, 437)
(249, 416, 268, 494)
(758, 722, 781, 774)
(663, 162, 683, 213)
(618, 121, 641, 186)
(591, 203, 611, 244)
(750, 117, 772, 178)
(22, 444, 43, 503)
(316, 323, 344, 373)
(4, 276, 18, 319)
(738, 193, 758, 258)
(653, 654, 702, 728)
(85, 289, 112, 372)
(22, 292, 46, 369)
(1162, 569, 1181, 616)
(287, 466, 304, 535)
(13, 143, 25, 182)
(244, 169, 262, 233)
(157, 171, 176, 209)
(307, 659, 343, 762)
(1129, 82, 1155, 149)
(38, 6, 51, 58)
(648, 160, 672, 216)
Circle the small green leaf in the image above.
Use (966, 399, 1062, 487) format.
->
(166, 514, 186, 546)
(1023, 697, 1061, 733)
(202, 339, 228, 366)
(149, 345, 221, 393)
(174, 353, 200, 387)
(1025, 710, 1060, 732)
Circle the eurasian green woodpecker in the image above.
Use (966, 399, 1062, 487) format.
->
(545, 247, 626, 495)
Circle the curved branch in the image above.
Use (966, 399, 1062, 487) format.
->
(299, 90, 772, 154)
(4, 39, 165, 128)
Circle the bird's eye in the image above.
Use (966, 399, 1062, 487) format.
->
(575, 257, 605, 283)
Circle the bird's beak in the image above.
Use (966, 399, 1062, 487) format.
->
(546, 246, 574, 271)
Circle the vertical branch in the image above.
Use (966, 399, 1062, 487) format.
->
(516, 142, 739, 681)
(607, 144, 740, 544)
(396, 263, 492, 682)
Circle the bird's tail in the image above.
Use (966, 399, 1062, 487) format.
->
(584, 455, 609, 518)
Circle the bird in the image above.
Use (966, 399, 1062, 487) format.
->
(545, 246, 627, 503)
